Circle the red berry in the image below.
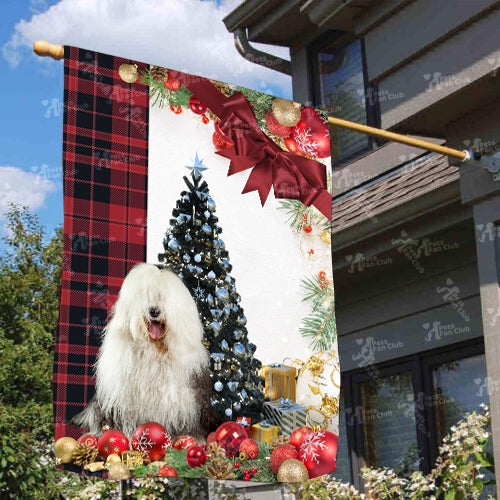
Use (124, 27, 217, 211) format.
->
(243, 470, 249, 475)
(318, 271, 327, 281)
(244, 476, 250, 481)
(302, 214, 308, 220)
(234, 462, 239, 468)
(170, 105, 182, 114)
(325, 279, 330, 285)
(320, 283, 325, 289)
(251, 468, 257, 474)
(303, 224, 312, 233)
(202, 115, 209, 124)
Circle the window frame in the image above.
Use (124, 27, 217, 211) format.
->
(308, 31, 383, 167)
(338, 337, 486, 491)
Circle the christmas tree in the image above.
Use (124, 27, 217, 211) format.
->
(158, 153, 265, 421)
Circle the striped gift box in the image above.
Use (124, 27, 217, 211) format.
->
(263, 398, 307, 436)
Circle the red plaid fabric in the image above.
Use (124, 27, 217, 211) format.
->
(54, 47, 149, 443)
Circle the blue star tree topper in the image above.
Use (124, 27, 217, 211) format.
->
(185, 152, 208, 180)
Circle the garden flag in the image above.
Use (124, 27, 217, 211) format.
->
(54, 46, 339, 482)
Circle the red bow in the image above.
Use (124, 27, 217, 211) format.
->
(170, 72, 332, 220)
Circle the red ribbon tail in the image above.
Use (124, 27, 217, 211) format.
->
(312, 190, 333, 221)
(242, 163, 273, 206)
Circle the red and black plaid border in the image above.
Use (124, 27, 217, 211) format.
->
(54, 47, 149, 442)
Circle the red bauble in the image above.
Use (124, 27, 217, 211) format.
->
(207, 432, 216, 445)
(212, 121, 234, 151)
(299, 430, 338, 478)
(289, 426, 313, 451)
(98, 429, 129, 459)
(186, 445, 207, 468)
(283, 136, 304, 156)
(77, 433, 98, 448)
(158, 465, 178, 477)
(265, 109, 292, 138)
(291, 107, 330, 158)
(172, 435, 197, 451)
(189, 95, 207, 115)
(270, 444, 299, 474)
(170, 105, 182, 114)
(214, 422, 247, 458)
(132, 422, 171, 461)
(239, 438, 259, 460)
(164, 73, 181, 91)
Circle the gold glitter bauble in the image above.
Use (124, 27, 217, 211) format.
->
(277, 459, 309, 482)
(320, 229, 331, 245)
(84, 461, 105, 472)
(106, 453, 122, 465)
(55, 437, 78, 464)
(108, 462, 130, 480)
(272, 98, 301, 127)
(119, 63, 138, 83)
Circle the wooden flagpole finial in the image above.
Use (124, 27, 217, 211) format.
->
(33, 40, 64, 60)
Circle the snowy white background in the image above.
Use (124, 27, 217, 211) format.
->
(147, 105, 331, 365)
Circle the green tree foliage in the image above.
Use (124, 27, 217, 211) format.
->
(0, 205, 67, 497)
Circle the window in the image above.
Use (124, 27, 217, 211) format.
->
(334, 340, 489, 490)
(310, 34, 380, 164)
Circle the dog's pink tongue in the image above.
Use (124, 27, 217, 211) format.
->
(149, 321, 163, 340)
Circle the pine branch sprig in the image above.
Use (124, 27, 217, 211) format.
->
(278, 199, 330, 232)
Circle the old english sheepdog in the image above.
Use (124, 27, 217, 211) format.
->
(72, 263, 220, 440)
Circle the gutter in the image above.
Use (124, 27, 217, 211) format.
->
(234, 28, 291, 75)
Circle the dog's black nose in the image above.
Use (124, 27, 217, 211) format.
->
(149, 307, 160, 318)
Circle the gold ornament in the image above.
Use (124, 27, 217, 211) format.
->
(55, 437, 78, 465)
(149, 65, 168, 83)
(320, 229, 331, 245)
(150, 460, 167, 468)
(72, 443, 99, 467)
(238, 451, 248, 461)
(277, 459, 309, 482)
(119, 63, 139, 84)
(108, 462, 131, 480)
(270, 435, 290, 452)
(306, 356, 325, 377)
(206, 459, 236, 480)
(122, 450, 144, 468)
(320, 394, 339, 418)
(272, 98, 301, 127)
(106, 453, 122, 465)
(84, 461, 105, 472)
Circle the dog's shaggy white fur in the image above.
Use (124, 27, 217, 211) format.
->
(72, 263, 214, 440)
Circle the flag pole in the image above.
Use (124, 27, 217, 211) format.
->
(32, 39, 472, 162)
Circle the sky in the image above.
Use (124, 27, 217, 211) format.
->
(0, 0, 291, 245)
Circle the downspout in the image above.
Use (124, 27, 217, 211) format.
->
(234, 28, 291, 75)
